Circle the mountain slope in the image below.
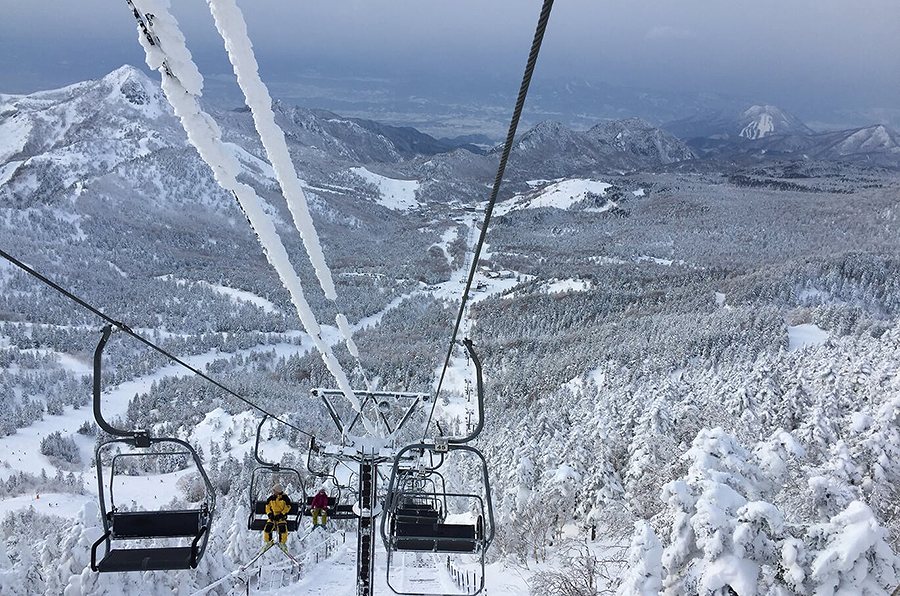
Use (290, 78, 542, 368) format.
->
(664, 103, 812, 141)
(737, 105, 813, 140)
(501, 118, 694, 179)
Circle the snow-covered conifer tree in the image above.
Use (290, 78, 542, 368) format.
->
(859, 396, 900, 524)
(617, 521, 662, 596)
(807, 501, 900, 594)
(661, 427, 785, 595)
(753, 428, 805, 494)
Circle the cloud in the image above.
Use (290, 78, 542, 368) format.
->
(645, 25, 695, 41)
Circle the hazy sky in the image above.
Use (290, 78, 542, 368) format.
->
(2, 1, 898, 121)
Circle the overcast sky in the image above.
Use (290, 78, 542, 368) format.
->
(2, 1, 898, 120)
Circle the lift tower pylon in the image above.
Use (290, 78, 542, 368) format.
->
(309, 389, 430, 596)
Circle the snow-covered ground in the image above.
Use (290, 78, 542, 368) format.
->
(159, 275, 279, 313)
(0, 493, 94, 519)
(637, 254, 685, 267)
(787, 323, 829, 351)
(541, 278, 593, 294)
(349, 167, 420, 210)
(496, 178, 612, 215)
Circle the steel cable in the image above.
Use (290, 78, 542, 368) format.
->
(424, 0, 556, 439)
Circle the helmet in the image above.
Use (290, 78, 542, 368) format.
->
(273, 484, 284, 494)
(318, 488, 326, 494)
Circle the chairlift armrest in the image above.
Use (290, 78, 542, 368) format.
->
(90, 530, 111, 572)
(189, 526, 208, 569)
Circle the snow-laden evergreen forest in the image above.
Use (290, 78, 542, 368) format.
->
(1, 62, 900, 594)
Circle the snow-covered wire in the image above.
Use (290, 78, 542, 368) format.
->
(128, 0, 376, 432)
(204, 0, 336, 301)
(205, 0, 372, 388)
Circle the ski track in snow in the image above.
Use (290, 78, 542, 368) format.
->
(158, 274, 278, 313)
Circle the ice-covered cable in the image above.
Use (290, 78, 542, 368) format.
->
(204, 0, 336, 301)
(129, 0, 373, 430)
(205, 0, 371, 378)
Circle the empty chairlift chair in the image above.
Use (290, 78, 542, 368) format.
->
(89, 326, 215, 573)
(380, 338, 495, 595)
(383, 446, 489, 555)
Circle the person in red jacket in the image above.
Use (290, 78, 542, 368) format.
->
(310, 488, 329, 528)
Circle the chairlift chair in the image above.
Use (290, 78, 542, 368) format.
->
(305, 436, 358, 520)
(382, 444, 491, 555)
(90, 326, 215, 573)
(379, 339, 494, 595)
(247, 415, 305, 532)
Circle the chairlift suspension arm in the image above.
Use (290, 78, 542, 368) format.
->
(253, 415, 280, 469)
(93, 325, 152, 445)
(450, 339, 485, 444)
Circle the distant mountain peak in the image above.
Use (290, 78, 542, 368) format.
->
(100, 65, 160, 109)
(503, 118, 693, 178)
(738, 104, 811, 140)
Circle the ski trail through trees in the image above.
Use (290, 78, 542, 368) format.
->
(128, 0, 370, 424)
(205, 0, 369, 373)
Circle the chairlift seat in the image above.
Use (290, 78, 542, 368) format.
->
(94, 546, 198, 572)
(249, 500, 300, 532)
(396, 507, 441, 520)
(303, 496, 358, 520)
(393, 521, 478, 553)
(110, 510, 204, 539)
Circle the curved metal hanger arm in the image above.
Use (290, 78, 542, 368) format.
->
(93, 325, 150, 447)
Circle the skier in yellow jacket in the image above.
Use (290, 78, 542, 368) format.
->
(264, 484, 292, 546)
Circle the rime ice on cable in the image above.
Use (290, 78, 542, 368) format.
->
(205, 0, 368, 363)
(128, 0, 366, 419)
(205, 0, 335, 301)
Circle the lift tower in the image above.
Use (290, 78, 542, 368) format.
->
(309, 389, 429, 596)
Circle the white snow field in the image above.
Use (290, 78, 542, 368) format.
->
(495, 178, 613, 215)
(541, 278, 593, 294)
(787, 323, 829, 351)
(349, 167, 421, 211)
